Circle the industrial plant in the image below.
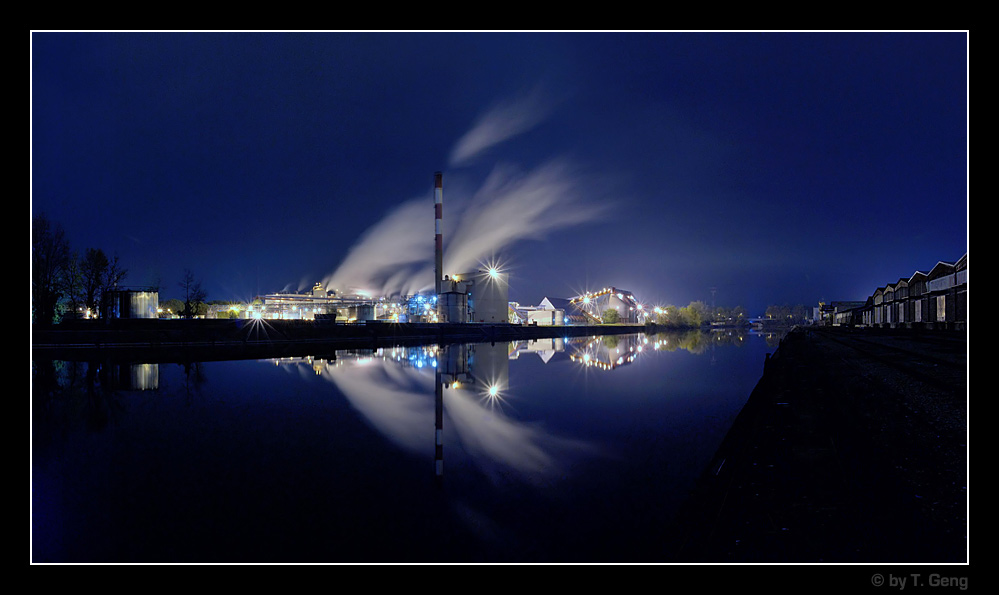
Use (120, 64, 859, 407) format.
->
(202, 172, 649, 326)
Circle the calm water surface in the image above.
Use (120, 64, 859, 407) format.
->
(32, 330, 781, 562)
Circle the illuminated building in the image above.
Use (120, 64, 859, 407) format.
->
(105, 287, 159, 319)
(438, 269, 510, 323)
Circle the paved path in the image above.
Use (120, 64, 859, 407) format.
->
(673, 326, 968, 563)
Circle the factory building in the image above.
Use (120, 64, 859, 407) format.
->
(199, 171, 642, 327)
(251, 283, 335, 319)
(211, 283, 404, 322)
(510, 297, 581, 326)
(432, 171, 510, 324)
(564, 287, 647, 324)
(510, 290, 649, 327)
(439, 269, 510, 323)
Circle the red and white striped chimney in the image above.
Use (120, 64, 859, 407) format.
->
(434, 172, 443, 296)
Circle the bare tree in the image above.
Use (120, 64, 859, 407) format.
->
(78, 248, 129, 319)
(62, 250, 84, 319)
(32, 214, 70, 325)
(179, 269, 207, 318)
(81, 248, 108, 318)
(100, 253, 128, 319)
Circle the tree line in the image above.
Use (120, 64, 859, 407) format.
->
(31, 214, 208, 324)
(649, 301, 811, 328)
(762, 303, 812, 325)
(651, 301, 749, 328)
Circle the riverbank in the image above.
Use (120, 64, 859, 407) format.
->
(672, 325, 968, 563)
(31, 318, 658, 362)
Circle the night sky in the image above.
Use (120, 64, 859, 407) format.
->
(30, 32, 968, 316)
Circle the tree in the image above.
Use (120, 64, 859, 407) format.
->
(179, 269, 208, 318)
(710, 305, 748, 325)
(686, 301, 709, 324)
(80, 248, 109, 318)
(62, 250, 85, 319)
(656, 305, 680, 326)
(160, 298, 185, 318)
(764, 303, 811, 326)
(32, 214, 71, 325)
(77, 248, 129, 319)
(100, 253, 128, 319)
(765, 304, 790, 320)
(601, 307, 620, 324)
(791, 304, 810, 323)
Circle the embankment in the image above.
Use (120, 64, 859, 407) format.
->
(672, 325, 968, 563)
(32, 318, 654, 362)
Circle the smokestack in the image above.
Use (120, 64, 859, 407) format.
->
(434, 172, 443, 296)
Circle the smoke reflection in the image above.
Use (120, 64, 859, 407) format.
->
(322, 360, 434, 453)
(318, 353, 597, 483)
(442, 387, 594, 484)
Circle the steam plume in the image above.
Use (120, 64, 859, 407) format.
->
(323, 160, 607, 297)
(449, 87, 551, 166)
(322, 90, 610, 297)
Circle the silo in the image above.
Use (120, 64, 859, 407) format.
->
(438, 276, 469, 323)
(108, 289, 159, 319)
(464, 270, 509, 323)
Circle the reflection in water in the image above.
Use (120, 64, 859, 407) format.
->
(567, 333, 647, 370)
(272, 330, 771, 484)
(103, 363, 160, 391)
(280, 341, 601, 484)
(33, 330, 773, 471)
(32, 360, 161, 436)
(33, 329, 777, 562)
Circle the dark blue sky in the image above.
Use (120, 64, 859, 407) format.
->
(31, 32, 968, 315)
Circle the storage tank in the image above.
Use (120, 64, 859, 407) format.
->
(348, 304, 375, 321)
(107, 289, 159, 319)
(439, 291, 468, 324)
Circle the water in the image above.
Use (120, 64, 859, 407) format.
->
(31, 330, 782, 563)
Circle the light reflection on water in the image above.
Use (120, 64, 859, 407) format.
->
(32, 330, 781, 563)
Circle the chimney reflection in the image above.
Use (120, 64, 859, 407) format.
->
(288, 338, 604, 483)
(434, 342, 510, 479)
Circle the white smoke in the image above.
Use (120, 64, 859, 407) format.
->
(322, 91, 611, 297)
(322, 198, 432, 296)
(449, 87, 552, 167)
(324, 161, 607, 297)
(443, 160, 605, 276)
